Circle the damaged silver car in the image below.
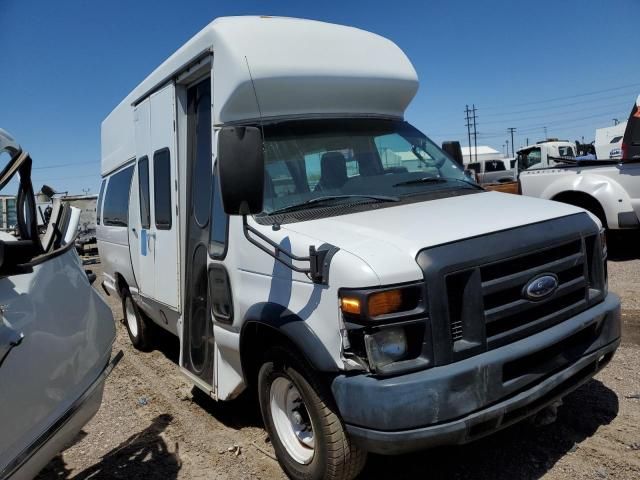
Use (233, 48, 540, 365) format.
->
(0, 128, 121, 480)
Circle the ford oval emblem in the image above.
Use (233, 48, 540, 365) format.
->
(523, 274, 559, 301)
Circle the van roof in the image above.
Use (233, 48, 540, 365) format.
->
(101, 16, 418, 175)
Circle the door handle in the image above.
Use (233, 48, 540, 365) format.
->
(0, 323, 24, 368)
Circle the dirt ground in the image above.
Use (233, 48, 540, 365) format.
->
(36, 233, 640, 480)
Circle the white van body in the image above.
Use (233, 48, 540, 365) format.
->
(98, 17, 620, 480)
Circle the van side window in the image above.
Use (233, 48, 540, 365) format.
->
(97, 179, 106, 225)
(189, 79, 212, 227)
(103, 165, 134, 227)
(138, 156, 150, 229)
(209, 173, 228, 258)
(153, 149, 172, 230)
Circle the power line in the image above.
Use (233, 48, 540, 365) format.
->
(481, 90, 637, 117)
(482, 82, 640, 110)
(31, 173, 98, 182)
(480, 100, 631, 125)
(32, 161, 98, 170)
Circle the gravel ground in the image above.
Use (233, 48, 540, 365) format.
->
(36, 233, 640, 480)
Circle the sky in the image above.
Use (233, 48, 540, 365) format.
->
(1, 0, 638, 195)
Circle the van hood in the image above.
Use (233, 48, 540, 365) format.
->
(280, 191, 589, 285)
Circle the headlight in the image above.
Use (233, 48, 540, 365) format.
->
(339, 283, 429, 375)
(339, 284, 424, 321)
(364, 328, 408, 371)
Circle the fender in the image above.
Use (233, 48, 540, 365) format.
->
(240, 302, 340, 373)
(536, 171, 633, 229)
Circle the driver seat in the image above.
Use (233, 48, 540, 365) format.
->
(315, 152, 348, 191)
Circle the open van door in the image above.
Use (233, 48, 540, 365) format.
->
(180, 76, 219, 391)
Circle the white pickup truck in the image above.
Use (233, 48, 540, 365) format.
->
(518, 139, 640, 230)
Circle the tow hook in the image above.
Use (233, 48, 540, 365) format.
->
(530, 399, 563, 427)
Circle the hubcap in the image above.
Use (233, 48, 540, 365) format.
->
(270, 376, 315, 464)
(125, 297, 138, 338)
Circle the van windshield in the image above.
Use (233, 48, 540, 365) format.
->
(260, 119, 472, 214)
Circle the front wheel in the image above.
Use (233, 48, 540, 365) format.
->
(258, 349, 366, 480)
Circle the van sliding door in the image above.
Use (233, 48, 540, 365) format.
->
(149, 84, 180, 309)
(181, 77, 215, 385)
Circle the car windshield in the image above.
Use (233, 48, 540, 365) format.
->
(260, 119, 471, 214)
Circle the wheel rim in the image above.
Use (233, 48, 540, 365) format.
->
(270, 376, 315, 464)
(125, 297, 138, 338)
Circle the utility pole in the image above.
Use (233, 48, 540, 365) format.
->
(464, 105, 473, 163)
(613, 118, 619, 126)
(507, 127, 516, 157)
(526, 137, 529, 146)
(543, 126, 548, 139)
(506, 139, 509, 158)
(472, 104, 478, 163)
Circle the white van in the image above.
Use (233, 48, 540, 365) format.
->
(98, 17, 620, 480)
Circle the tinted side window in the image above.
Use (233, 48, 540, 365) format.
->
(103, 166, 134, 227)
(138, 156, 150, 229)
(189, 79, 212, 226)
(97, 179, 106, 225)
(485, 160, 505, 172)
(153, 149, 172, 229)
(558, 146, 575, 157)
(209, 174, 228, 257)
(467, 163, 481, 174)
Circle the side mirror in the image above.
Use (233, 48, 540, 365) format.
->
(442, 141, 464, 167)
(217, 126, 264, 215)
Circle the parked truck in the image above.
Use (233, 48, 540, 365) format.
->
(518, 121, 640, 230)
(97, 17, 620, 480)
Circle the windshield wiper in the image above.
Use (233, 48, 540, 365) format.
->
(267, 194, 400, 216)
(393, 176, 482, 190)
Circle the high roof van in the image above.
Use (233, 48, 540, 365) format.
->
(98, 17, 620, 480)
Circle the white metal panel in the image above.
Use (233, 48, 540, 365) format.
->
(133, 99, 155, 299)
(101, 16, 418, 174)
(149, 84, 180, 309)
(276, 192, 587, 285)
(0, 245, 114, 475)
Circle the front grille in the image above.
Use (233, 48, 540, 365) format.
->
(445, 234, 603, 352)
(481, 239, 588, 348)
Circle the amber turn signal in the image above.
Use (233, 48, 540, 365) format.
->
(368, 289, 403, 317)
(340, 296, 361, 315)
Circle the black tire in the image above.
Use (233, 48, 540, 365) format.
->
(121, 289, 153, 351)
(258, 348, 367, 480)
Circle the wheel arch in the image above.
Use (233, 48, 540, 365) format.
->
(551, 190, 608, 228)
(239, 302, 340, 390)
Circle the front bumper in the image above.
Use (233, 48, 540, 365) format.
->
(331, 293, 621, 455)
(3, 351, 123, 479)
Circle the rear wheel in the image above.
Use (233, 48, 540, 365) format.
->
(258, 348, 366, 480)
(122, 290, 152, 351)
